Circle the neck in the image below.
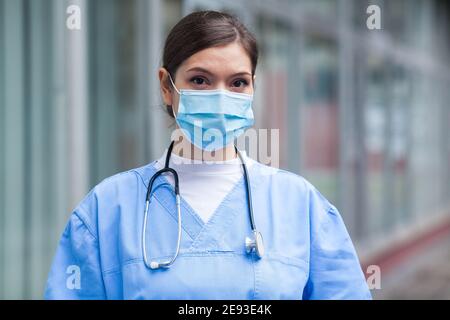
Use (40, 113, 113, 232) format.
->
(172, 138, 237, 161)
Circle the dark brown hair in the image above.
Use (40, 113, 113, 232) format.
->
(162, 10, 259, 117)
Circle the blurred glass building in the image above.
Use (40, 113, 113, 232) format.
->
(0, 0, 449, 299)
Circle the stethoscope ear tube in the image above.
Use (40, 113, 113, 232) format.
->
(145, 193, 182, 269)
(235, 145, 264, 258)
(143, 141, 182, 270)
(235, 145, 255, 231)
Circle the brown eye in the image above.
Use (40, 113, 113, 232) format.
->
(232, 79, 249, 87)
(190, 77, 207, 85)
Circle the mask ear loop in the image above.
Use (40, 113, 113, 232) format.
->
(168, 72, 181, 95)
(167, 72, 180, 118)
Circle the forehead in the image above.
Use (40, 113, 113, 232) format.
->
(179, 42, 252, 74)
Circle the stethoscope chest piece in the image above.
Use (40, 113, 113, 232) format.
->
(245, 230, 265, 259)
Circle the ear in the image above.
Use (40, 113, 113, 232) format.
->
(159, 67, 173, 107)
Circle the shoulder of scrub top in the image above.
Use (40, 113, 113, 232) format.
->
(249, 160, 346, 251)
(70, 158, 337, 239)
(246, 158, 337, 217)
(69, 160, 160, 239)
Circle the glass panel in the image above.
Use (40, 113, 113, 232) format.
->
(386, 65, 411, 229)
(295, 0, 338, 17)
(300, 36, 339, 205)
(364, 53, 388, 239)
(408, 71, 448, 219)
(254, 17, 293, 169)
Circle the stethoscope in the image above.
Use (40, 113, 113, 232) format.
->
(142, 140, 265, 269)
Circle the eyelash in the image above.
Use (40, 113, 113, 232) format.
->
(189, 76, 249, 87)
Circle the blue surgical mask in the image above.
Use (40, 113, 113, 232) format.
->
(168, 73, 254, 151)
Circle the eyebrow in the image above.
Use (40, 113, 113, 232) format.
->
(185, 67, 252, 77)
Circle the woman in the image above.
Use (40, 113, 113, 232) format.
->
(45, 10, 371, 300)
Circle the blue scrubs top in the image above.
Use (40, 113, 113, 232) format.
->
(44, 158, 372, 299)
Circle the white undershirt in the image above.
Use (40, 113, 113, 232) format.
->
(153, 148, 253, 223)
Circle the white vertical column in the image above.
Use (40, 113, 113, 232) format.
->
(145, 0, 168, 160)
(65, 0, 89, 211)
(51, 0, 69, 253)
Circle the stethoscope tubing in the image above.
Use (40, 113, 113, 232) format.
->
(142, 140, 262, 270)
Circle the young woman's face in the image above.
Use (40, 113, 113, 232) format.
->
(159, 41, 255, 115)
